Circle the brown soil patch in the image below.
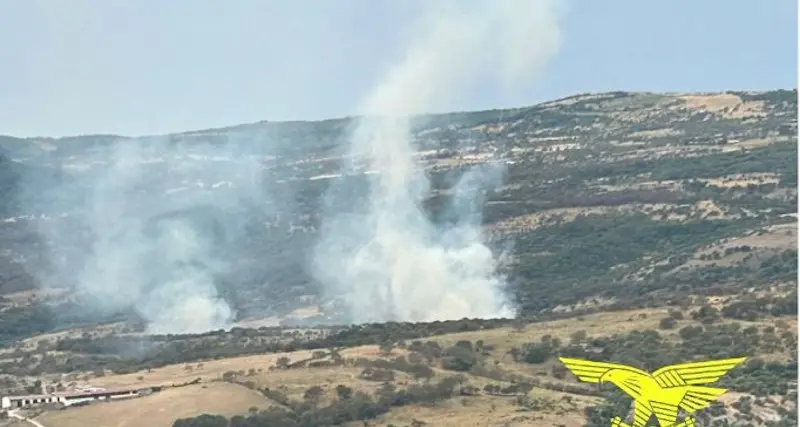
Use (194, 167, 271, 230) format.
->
(1, 288, 73, 313)
(84, 351, 320, 389)
(231, 316, 281, 328)
(83, 345, 389, 390)
(17, 323, 127, 352)
(718, 392, 791, 424)
(36, 382, 268, 427)
(701, 173, 780, 188)
(488, 204, 677, 235)
(247, 366, 413, 402)
(628, 128, 683, 139)
(428, 308, 668, 353)
(427, 308, 787, 363)
(488, 199, 738, 236)
(676, 223, 797, 270)
(471, 123, 511, 134)
(681, 93, 741, 111)
(724, 223, 796, 250)
(721, 138, 775, 150)
(361, 391, 598, 427)
(286, 305, 323, 319)
(538, 93, 609, 108)
(679, 93, 766, 119)
(591, 179, 683, 193)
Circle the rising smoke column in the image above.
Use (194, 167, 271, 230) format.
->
(314, 0, 564, 323)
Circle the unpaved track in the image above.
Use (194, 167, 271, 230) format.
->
(8, 409, 46, 427)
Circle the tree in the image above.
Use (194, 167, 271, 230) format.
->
(441, 355, 475, 372)
(408, 352, 425, 365)
(551, 364, 568, 379)
(522, 342, 554, 364)
(275, 356, 290, 369)
(692, 305, 719, 324)
(441, 345, 478, 372)
(679, 325, 703, 340)
(668, 310, 684, 320)
(360, 368, 395, 382)
(659, 317, 677, 330)
(407, 363, 435, 380)
(303, 385, 324, 404)
(454, 340, 474, 352)
(173, 414, 228, 427)
(336, 384, 353, 400)
(379, 341, 395, 356)
(570, 330, 588, 344)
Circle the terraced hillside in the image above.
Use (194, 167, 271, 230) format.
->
(0, 89, 796, 427)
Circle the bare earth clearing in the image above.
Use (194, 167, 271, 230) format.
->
(37, 382, 268, 427)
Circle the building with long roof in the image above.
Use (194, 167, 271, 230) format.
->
(2, 387, 149, 410)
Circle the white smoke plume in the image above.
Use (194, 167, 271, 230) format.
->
(314, 0, 564, 323)
(24, 135, 270, 334)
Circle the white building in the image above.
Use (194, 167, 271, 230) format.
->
(1, 394, 64, 410)
(2, 388, 145, 410)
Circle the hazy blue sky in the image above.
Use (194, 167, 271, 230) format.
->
(0, 0, 796, 137)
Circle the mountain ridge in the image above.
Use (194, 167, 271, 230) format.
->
(3, 88, 794, 142)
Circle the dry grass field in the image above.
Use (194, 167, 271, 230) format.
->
(17, 305, 794, 427)
(246, 366, 415, 403)
(83, 344, 390, 390)
(359, 391, 600, 427)
(36, 382, 269, 427)
(430, 307, 670, 350)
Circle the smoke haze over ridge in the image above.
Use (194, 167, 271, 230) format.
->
(7, 0, 566, 334)
(18, 135, 277, 334)
(314, 0, 564, 323)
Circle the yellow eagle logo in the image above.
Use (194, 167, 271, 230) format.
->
(559, 356, 746, 427)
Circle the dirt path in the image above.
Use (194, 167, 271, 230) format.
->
(8, 410, 46, 427)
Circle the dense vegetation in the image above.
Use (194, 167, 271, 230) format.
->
(510, 214, 771, 311)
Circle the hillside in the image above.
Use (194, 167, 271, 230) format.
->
(0, 89, 796, 426)
(2, 307, 797, 427)
(1, 89, 797, 333)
